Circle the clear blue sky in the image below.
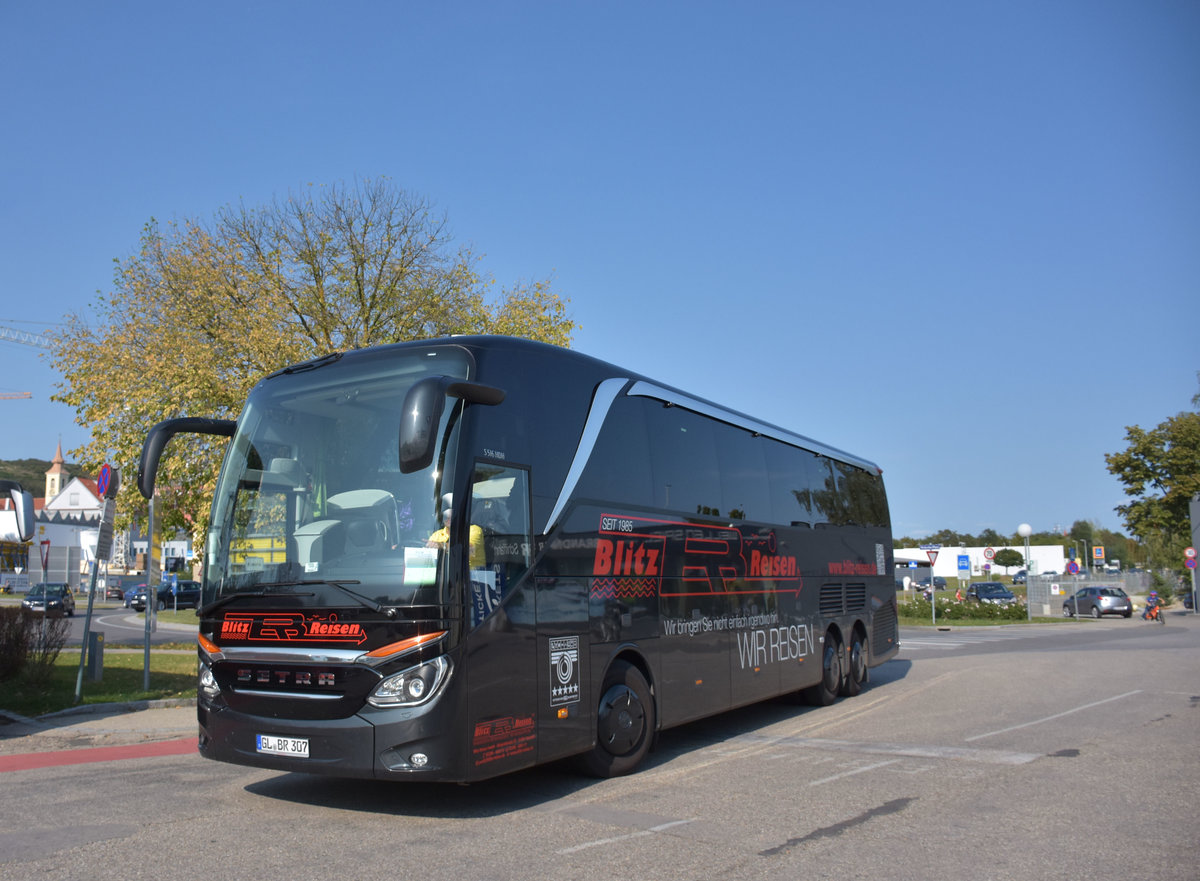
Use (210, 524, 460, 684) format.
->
(1, 1, 1196, 540)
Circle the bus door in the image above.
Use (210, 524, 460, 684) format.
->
(462, 463, 541, 777)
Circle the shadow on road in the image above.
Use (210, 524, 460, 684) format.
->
(244, 661, 915, 817)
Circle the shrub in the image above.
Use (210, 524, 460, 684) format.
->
(0, 606, 30, 681)
(898, 597, 1027, 621)
(24, 611, 71, 685)
(0, 608, 71, 685)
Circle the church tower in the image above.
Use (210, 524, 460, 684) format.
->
(44, 439, 67, 502)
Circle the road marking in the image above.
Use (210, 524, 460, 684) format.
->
(736, 733, 1041, 765)
(965, 690, 1142, 741)
(901, 630, 1033, 651)
(555, 818, 696, 854)
(809, 759, 899, 786)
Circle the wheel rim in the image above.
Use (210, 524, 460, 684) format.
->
(1091, 606, 1101, 618)
(597, 684, 646, 756)
(823, 641, 843, 693)
(849, 638, 865, 683)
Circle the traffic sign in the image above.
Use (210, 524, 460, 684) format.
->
(1067, 561, 1080, 575)
(1187, 559, 1197, 570)
(983, 547, 995, 560)
(97, 463, 120, 499)
(1185, 547, 1197, 560)
(926, 550, 939, 565)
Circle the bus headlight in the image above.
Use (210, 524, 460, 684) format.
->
(199, 662, 220, 700)
(367, 656, 451, 708)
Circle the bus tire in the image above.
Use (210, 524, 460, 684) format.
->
(802, 633, 843, 706)
(840, 632, 866, 698)
(580, 660, 655, 778)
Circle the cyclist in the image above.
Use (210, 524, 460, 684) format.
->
(1142, 591, 1161, 621)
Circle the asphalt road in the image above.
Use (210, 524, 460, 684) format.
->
(0, 595, 196, 645)
(2, 610, 1197, 880)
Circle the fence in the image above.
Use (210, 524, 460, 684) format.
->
(1029, 570, 1158, 616)
(2, 545, 82, 591)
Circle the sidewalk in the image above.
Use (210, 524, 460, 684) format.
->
(0, 699, 198, 757)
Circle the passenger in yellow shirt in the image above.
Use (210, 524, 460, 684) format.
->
(426, 498, 485, 568)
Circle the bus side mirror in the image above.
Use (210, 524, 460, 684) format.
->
(0, 480, 35, 543)
(400, 377, 445, 474)
(138, 417, 237, 498)
(399, 377, 506, 474)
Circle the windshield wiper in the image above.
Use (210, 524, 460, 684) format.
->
(200, 579, 393, 617)
(307, 579, 395, 617)
(199, 583, 317, 617)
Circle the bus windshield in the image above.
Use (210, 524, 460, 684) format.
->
(203, 346, 472, 608)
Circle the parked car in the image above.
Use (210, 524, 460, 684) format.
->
(1062, 586, 1132, 618)
(166, 580, 202, 610)
(967, 582, 1017, 605)
(130, 584, 173, 612)
(21, 582, 76, 616)
(1012, 570, 1027, 585)
(914, 577, 947, 591)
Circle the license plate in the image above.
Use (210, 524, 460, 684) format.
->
(256, 734, 309, 758)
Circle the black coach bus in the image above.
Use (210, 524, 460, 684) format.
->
(138, 335, 898, 781)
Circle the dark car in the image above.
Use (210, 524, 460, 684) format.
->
(105, 583, 125, 600)
(914, 576, 947, 591)
(166, 580, 202, 610)
(967, 582, 1017, 605)
(1062, 586, 1132, 618)
(1012, 570, 1027, 585)
(21, 582, 76, 616)
(130, 584, 174, 612)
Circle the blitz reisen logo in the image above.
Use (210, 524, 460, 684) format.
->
(592, 513, 802, 599)
(219, 612, 368, 645)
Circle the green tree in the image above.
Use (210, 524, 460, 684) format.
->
(50, 178, 575, 541)
(992, 548, 1024, 572)
(1104, 376, 1200, 567)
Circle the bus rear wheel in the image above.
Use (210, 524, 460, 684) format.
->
(802, 633, 844, 706)
(840, 632, 866, 698)
(580, 660, 655, 778)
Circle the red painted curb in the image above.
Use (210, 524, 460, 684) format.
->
(0, 737, 196, 773)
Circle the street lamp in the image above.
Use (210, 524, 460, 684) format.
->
(1018, 523, 1033, 621)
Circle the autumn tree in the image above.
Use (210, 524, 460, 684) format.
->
(1105, 375, 1200, 567)
(50, 178, 575, 541)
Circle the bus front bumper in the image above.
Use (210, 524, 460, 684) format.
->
(198, 703, 461, 781)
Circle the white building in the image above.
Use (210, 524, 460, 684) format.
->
(895, 544, 1067, 586)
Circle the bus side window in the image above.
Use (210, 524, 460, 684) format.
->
(468, 463, 532, 625)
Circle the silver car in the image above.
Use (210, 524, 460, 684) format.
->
(1062, 586, 1133, 618)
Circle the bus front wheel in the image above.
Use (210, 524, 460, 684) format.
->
(802, 633, 844, 706)
(580, 660, 655, 778)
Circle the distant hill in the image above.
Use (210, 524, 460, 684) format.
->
(0, 459, 90, 497)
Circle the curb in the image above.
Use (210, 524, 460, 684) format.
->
(0, 697, 197, 727)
